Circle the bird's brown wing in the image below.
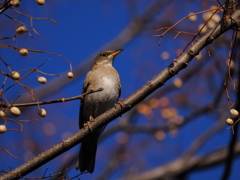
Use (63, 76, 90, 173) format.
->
(118, 84, 121, 100)
(79, 75, 90, 129)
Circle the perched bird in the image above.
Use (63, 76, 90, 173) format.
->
(76, 49, 123, 173)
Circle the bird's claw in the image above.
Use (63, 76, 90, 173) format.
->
(89, 116, 95, 122)
(83, 121, 93, 132)
(83, 116, 95, 133)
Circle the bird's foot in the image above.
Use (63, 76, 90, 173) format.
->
(83, 116, 95, 132)
(89, 116, 95, 122)
(83, 121, 93, 132)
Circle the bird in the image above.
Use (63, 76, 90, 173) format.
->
(76, 49, 123, 173)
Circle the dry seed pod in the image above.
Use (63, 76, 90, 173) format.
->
(226, 118, 234, 125)
(0, 125, 7, 134)
(0, 110, 5, 118)
(10, 71, 20, 80)
(188, 12, 197, 22)
(38, 76, 47, 84)
(230, 109, 239, 118)
(11, 0, 20, 7)
(198, 23, 208, 34)
(38, 108, 47, 117)
(67, 72, 74, 78)
(16, 26, 26, 35)
(207, 20, 216, 29)
(211, 14, 221, 23)
(10, 107, 21, 116)
(202, 12, 212, 21)
(36, 0, 45, 5)
(19, 48, 28, 56)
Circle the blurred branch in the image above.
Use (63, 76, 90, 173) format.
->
(1, 8, 240, 180)
(97, 145, 126, 180)
(0, 0, 11, 14)
(98, 114, 226, 180)
(126, 141, 240, 180)
(183, 115, 226, 157)
(100, 100, 224, 140)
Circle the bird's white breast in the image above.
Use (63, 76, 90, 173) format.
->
(102, 76, 114, 87)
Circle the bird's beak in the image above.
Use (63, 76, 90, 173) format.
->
(111, 49, 124, 57)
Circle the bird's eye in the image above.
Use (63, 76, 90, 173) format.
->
(102, 53, 108, 57)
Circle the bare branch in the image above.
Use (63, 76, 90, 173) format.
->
(0, 148, 20, 160)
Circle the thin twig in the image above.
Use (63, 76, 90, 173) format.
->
(0, 44, 72, 67)
(0, 148, 20, 160)
(0, 88, 104, 108)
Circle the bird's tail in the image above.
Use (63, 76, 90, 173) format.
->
(76, 140, 98, 174)
(76, 127, 105, 173)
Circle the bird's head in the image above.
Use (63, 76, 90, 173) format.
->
(94, 49, 124, 65)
